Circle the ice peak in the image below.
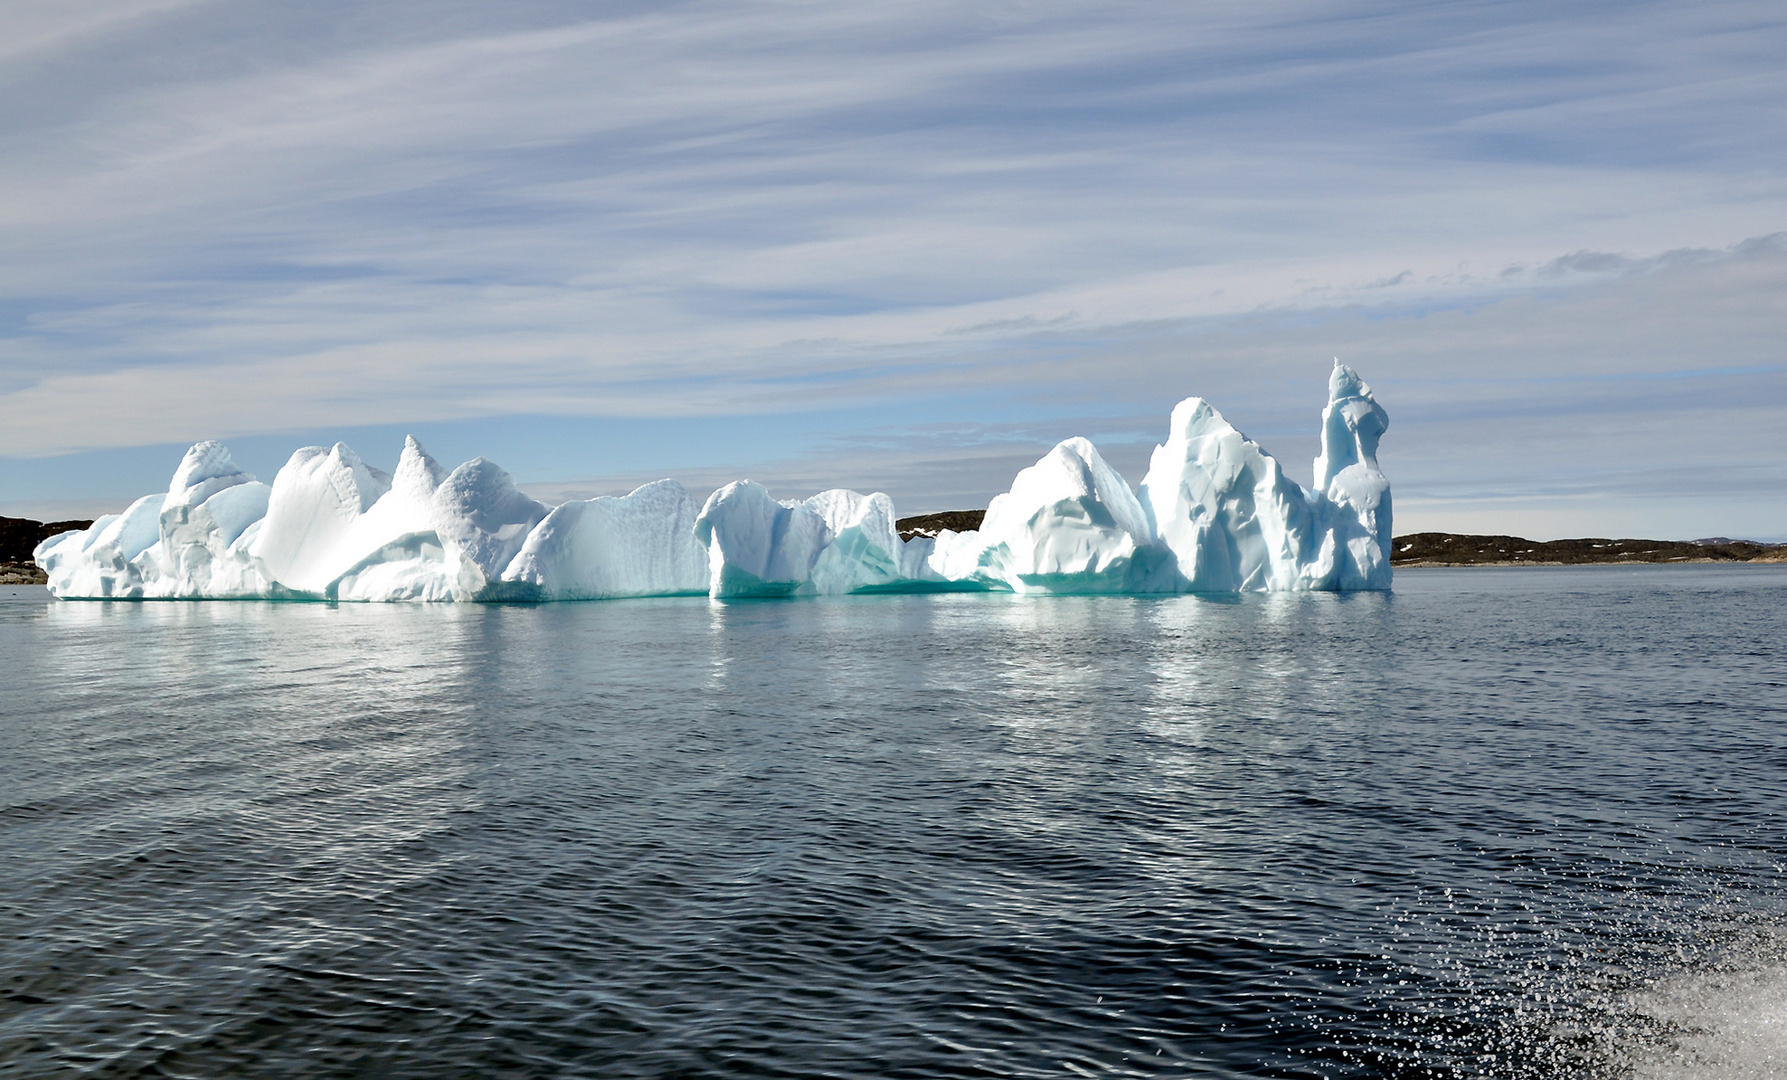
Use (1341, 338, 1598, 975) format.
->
(1162, 397, 1233, 445)
(168, 441, 248, 494)
(162, 440, 258, 514)
(393, 435, 448, 501)
(977, 436, 1158, 590)
(437, 458, 535, 524)
(433, 457, 549, 578)
(1315, 361, 1388, 492)
(1329, 359, 1369, 402)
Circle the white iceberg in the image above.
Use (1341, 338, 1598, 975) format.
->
(693, 481, 833, 597)
(154, 441, 272, 598)
(34, 441, 272, 599)
(250, 442, 394, 596)
(505, 480, 708, 600)
(1313, 362, 1394, 590)
(35, 494, 163, 599)
(968, 436, 1178, 594)
(693, 484, 913, 597)
(36, 362, 1393, 601)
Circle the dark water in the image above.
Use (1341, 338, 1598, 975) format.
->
(2, 567, 1784, 1079)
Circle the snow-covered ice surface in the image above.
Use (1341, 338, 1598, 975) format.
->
(36, 362, 1393, 600)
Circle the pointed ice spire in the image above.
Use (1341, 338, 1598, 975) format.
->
(169, 441, 246, 493)
(164, 440, 255, 510)
(1313, 358, 1388, 494)
(392, 435, 448, 502)
(1310, 359, 1393, 589)
(248, 442, 393, 593)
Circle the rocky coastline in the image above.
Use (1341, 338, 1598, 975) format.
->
(896, 513, 1786, 568)
(1, 516, 94, 585)
(1388, 531, 1787, 567)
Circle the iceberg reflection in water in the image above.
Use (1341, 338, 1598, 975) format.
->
(36, 363, 1391, 601)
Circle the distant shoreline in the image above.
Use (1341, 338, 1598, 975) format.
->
(1393, 558, 1787, 569)
(6, 513, 1784, 587)
(1, 516, 96, 585)
(1387, 531, 1787, 568)
(893, 513, 1787, 568)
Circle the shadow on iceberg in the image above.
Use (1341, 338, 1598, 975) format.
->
(36, 362, 1392, 601)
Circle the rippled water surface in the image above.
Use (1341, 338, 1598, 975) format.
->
(3, 567, 1785, 1078)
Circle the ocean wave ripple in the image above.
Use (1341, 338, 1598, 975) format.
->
(3, 568, 1786, 1078)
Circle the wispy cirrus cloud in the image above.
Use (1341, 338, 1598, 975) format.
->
(1, 1, 1784, 537)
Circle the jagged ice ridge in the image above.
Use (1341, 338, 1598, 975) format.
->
(36, 363, 1392, 600)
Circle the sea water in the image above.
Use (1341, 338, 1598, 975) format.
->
(1, 566, 1783, 1078)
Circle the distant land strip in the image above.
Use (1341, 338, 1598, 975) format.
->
(5, 514, 1784, 587)
(1387, 532, 1787, 567)
(894, 513, 1787, 567)
(2, 516, 94, 585)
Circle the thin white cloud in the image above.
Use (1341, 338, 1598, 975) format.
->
(0, 0, 220, 71)
(0, 1, 1784, 538)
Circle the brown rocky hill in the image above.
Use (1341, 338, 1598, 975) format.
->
(1, 516, 93, 585)
(896, 512, 1786, 567)
(1391, 532, 1787, 566)
(894, 510, 987, 539)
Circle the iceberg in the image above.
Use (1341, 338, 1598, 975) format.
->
(693, 483, 912, 597)
(969, 436, 1178, 594)
(35, 362, 1393, 600)
(506, 480, 708, 600)
(250, 442, 394, 596)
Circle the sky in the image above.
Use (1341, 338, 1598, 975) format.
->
(2, 0, 1784, 538)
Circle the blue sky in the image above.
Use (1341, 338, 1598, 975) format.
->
(3, 0, 1784, 538)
